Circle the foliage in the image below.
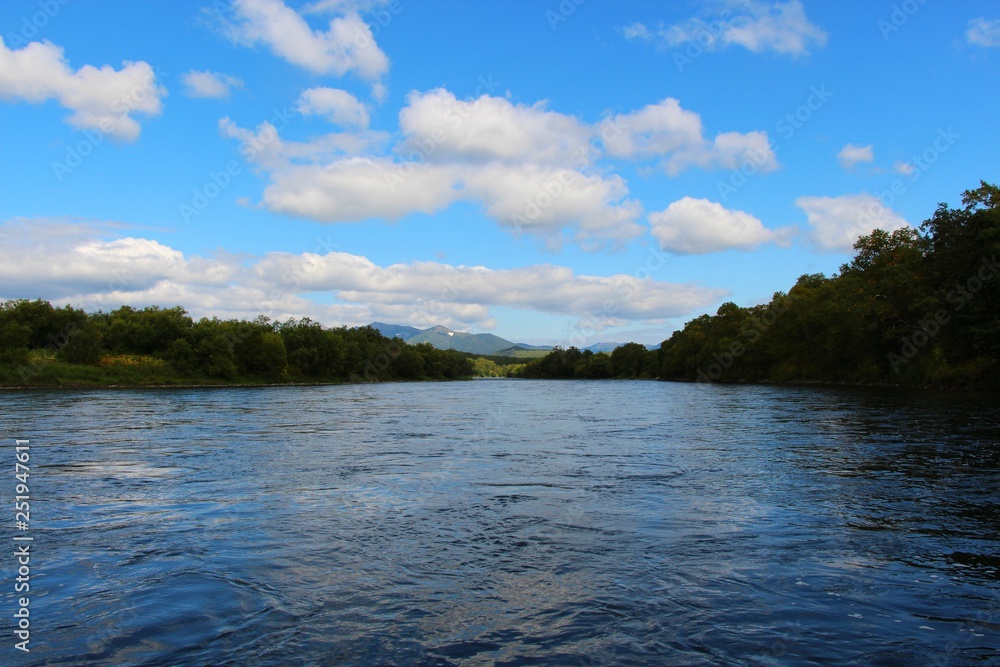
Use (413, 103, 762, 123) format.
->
(470, 355, 526, 377)
(656, 181, 1000, 389)
(520, 347, 621, 380)
(521, 182, 1000, 389)
(0, 303, 474, 387)
(3, 182, 995, 390)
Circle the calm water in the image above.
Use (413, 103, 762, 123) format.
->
(2, 380, 999, 666)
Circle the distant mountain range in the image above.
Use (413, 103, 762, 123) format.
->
(368, 322, 628, 356)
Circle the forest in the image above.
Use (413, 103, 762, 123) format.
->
(0, 304, 474, 386)
(520, 182, 1000, 390)
(2, 182, 996, 390)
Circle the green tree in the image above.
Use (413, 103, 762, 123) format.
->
(610, 342, 651, 378)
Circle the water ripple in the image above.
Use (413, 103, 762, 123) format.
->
(1, 381, 999, 665)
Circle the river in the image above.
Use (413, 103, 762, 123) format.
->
(2, 380, 998, 665)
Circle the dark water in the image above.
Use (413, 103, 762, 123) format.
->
(2, 380, 999, 666)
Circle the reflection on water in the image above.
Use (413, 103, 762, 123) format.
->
(2, 381, 999, 665)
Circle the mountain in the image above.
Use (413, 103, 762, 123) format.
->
(406, 326, 518, 355)
(369, 322, 423, 340)
(368, 323, 519, 355)
(583, 342, 622, 353)
(494, 347, 551, 359)
(368, 322, 647, 356)
(512, 342, 553, 350)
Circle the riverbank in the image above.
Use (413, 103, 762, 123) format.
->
(0, 358, 474, 389)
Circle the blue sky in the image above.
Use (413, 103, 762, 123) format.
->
(1, 0, 997, 346)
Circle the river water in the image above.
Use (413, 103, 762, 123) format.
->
(2, 380, 999, 666)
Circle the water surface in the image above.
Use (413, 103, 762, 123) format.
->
(2, 380, 999, 665)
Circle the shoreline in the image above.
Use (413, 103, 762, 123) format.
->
(0, 377, 474, 390)
(2, 376, 994, 393)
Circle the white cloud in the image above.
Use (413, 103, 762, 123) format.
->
(398, 89, 591, 165)
(605, 98, 777, 175)
(219, 116, 388, 170)
(463, 164, 643, 243)
(225, 0, 388, 81)
(0, 38, 165, 141)
(0, 218, 232, 299)
(223, 113, 642, 244)
(796, 194, 910, 252)
(605, 97, 704, 158)
(628, 0, 827, 57)
(223, 90, 776, 247)
(967, 18, 1000, 47)
(297, 87, 369, 128)
(261, 158, 461, 222)
(254, 252, 727, 323)
(667, 130, 777, 175)
(0, 218, 727, 331)
(182, 70, 243, 99)
(893, 161, 916, 176)
(649, 197, 791, 254)
(620, 22, 652, 41)
(837, 143, 874, 170)
(303, 0, 394, 13)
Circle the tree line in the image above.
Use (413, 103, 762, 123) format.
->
(3, 182, 995, 389)
(520, 182, 999, 390)
(0, 303, 473, 386)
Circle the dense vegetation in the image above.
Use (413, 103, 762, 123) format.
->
(4, 182, 996, 390)
(0, 304, 474, 387)
(518, 343, 654, 380)
(521, 182, 1000, 390)
(468, 355, 527, 378)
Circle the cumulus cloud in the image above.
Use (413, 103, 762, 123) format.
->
(223, 90, 774, 247)
(261, 159, 461, 222)
(967, 18, 1000, 47)
(0, 218, 233, 300)
(624, 0, 827, 57)
(223, 0, 388, 81)
(398, 89, 591, 165)
(253, 251, 727, 323)
(0, 218, 727, 331)
(0, 37, 165, 141)
(667, 130, 777, 175)
(604, 97, 703, 159)
(649, 197, 792, 254)
(219, 116, 388, 170)
(837, 143, 874, 170)
(182, 70, 243, 99)
(893, 160, 916, 176)
(297, 87, 369, 127)
(604, 98, 777, 175)
(796, 194, 910, 252)
(463, 164, 643, 243)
